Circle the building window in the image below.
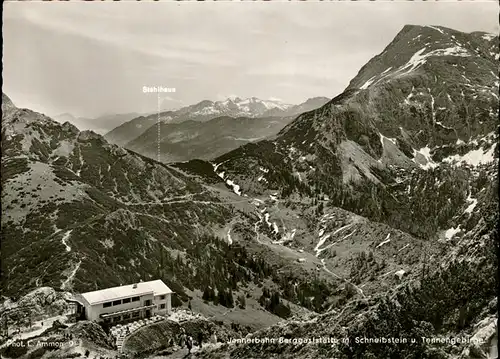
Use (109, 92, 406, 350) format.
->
(144, 299, 152, 306)
(122, 298, 131, 304)
(104, 318, 111, 323)
(160, 295, 165, 300)
(123, 314, 131, 320)
(103, 302, 112, 308)
(131, 297, 140, 302)
(160, 304, 166, 309)
(113, 316, 121, 322)
(132, 312, 140, 318)
(112, 300, 122, 306)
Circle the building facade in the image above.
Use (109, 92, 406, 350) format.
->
(75, 280, 173, 324)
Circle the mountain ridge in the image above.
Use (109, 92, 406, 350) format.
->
(52, 112, 146, 135)
(104, 96, 330, 148)
(207, 25, 498, 238)
(125, 115, 295, 163)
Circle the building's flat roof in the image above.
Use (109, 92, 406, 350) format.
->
(80, 280, 173, 305)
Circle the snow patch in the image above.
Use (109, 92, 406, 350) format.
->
(264, 213, 272, 227)
(274, 228, 296, 245)
(252, 198, 263, 206)
(360, 76, 376, 90)
(315, 234, 331, 256)
(394, 270, 406, 280)
(332, 223, 354, 236)
(435, 121, 453, 130)
(342, 230, 356, 241)
(315, 223, 354, 257)
(464, 194, 478, 214)
(413, 146, 439, 170)
(225, 179, 242, 195)
(397, 46, 470, 77)
(61, 230, 72, 252)
(428, 25, 445, 35)
(445, 226, 461, 240)
(381, 67, 393, 75)
(482, 33, 496, 41)
(404, 86, 415, 105)
(428, 89, 437, 124)
(398, 243, 410, 252)
(442, 145, 496, 167)
(400, 48, 428, 74)
(376, 233, 391, 248)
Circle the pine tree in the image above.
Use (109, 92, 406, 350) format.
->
(218, 289, 229, 308)
(238, 295, 246, 309)
(228, 290, 234, 308)
(202, 287, 210, 301)
(262, 287, 269, 298)
(270, 292, 280, 311)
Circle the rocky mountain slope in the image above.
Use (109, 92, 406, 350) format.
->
(175, 25, 498, 358)
(104, 97, 330, 148)
(206, 25, 498, 240)
(1, 93, 230, 296)
(263, 97, 331, 118)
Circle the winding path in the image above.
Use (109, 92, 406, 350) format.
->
(321, 259, 366, 299)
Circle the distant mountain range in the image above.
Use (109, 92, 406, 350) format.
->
(104, 96, 330, 148)
(104, 97, 330, 162)
(53, 112, 147, 135)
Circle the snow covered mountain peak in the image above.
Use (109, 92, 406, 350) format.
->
(187, 96, 293, 118)
(347, 24, 498, 91)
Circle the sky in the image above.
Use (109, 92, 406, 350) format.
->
(2, 1, 499, 119)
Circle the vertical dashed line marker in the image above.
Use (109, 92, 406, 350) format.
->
(157, 92, 161, 163)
